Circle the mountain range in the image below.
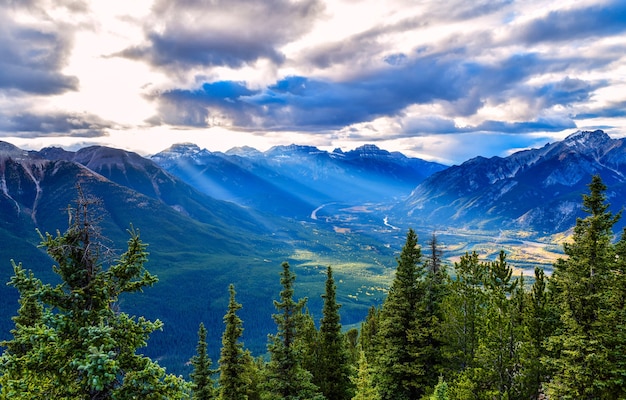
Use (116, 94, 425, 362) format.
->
(1, 129, 625, 373)
(151, 143, 446, 218)
(399, 130, 626, 235)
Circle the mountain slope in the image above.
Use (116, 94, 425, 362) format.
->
(399, 130, 626, 235)
(0, 144, 291, 370)
(0, 142, 396, 374)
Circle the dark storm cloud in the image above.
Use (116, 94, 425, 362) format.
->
(0, 10, 78, 95)
(0, 112, 114, 137)
(119, 0, 324, 71)
(115, 0, 626, 143)
(536, 77, 597, 107)
(152, 52, 473, 130)
(152, 81, 260, 127)
(154, 48, 581, 131)
(473, 118, 576, 133)
(574, 101, 626, 120)
(514, 0, 626, 44)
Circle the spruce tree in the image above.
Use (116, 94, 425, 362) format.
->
(0, 191, 188, 399)
(375, 228, 427, 400)
(241, 352, 264, 400)
(344, 328, 360, 366)
(190, 323, 216, 400)
(603, 227, 626, 398)
(430, 377, 449, 400)
(315, 266, 354, 400)
(440, 251, 487, 374)
(262, 262, 323, 400)
(477, 251, 521, 399)
(352, 350, 379, 400)
(518, 267, 553, 399)
(546, 175, 621, 398)
(423, 233, 448, 383)
(298, 309, 319, 380)
(218, 284, 248, 400)
(359, 306, 380, 362)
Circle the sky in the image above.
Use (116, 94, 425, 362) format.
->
(1, 0, 626, 165)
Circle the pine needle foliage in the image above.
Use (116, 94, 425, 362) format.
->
(0, 190, 189, 399)
(262, 262, 323, 400)
(218, 284, 248, 400)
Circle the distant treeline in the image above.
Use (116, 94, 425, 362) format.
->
(1, 175, 626, 399)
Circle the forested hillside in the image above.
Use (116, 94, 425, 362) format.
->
(2, 175, 625, 399)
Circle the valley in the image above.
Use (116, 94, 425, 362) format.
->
(0, 129, 623, 374)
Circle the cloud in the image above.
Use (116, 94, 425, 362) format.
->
(153, 48, 586, 132)
(0, 9, 78, 95)
(573, 100, 626, 120)
(118, 0, 325, 71)
(0, 111, 114, 138)
(513, 0, 626, 44)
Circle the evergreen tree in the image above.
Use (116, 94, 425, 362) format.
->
(476, 251, 521, 399)
(359, 306, 380, 363)
(241, 352, 264, 400)
(190, 323, 216, 400)
(430, 377, 449, 400)
(262, 262, 323, 400)
(518, 267, 553, 399)
(0, 191, 188, 399)
(423, 233, 448, 383)
(344, 328, 360, 367)
(440, 251, 487, 374)
(298, 309, 319, 386)
(546, 175, 621, 399)
(375, 228, 427, 400)
(314, 266, 354, 400)
(425, 233, 443, 275)
(218, 284, 248, 400)
(352, 350, 379, 400)
(603, 227, 626, 398)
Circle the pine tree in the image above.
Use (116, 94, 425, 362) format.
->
(476, 251, 521, 399)
(518, 267, 553, 399)
(440, 251, 487, 374)
(0, 191, 189, 399)
(546, 175, 621, 399)
(603, 227, 626, 398)
(218, 284, 248, 400)
(345, 328, 360, 366)
(375, 228, 427, 400)
(314, 266, 354, 400)
(262, 262, 323, 400)
(359, 306, 380, 363)
(430, 377, 449, 400)
(241, 352, 264, 400)
(423, 233, 448, 383)
(191, 323, 216, 400)
(352, 350, 379, 400)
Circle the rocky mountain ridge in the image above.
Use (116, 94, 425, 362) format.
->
(399, 130, 626, 234)
(151, 143, 447, 218)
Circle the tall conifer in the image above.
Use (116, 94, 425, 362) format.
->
(518, 267, 553, 399)
(191, 323, 216, 400)
(0, 191, 188, 399)
(546, 175, 621, 398)
(315, 266, 354, 400)
(440, 251, 487, 373)
(375, 228, 426, 399)
(263, 262, 323, 400)
(218, 284, 248, 400)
